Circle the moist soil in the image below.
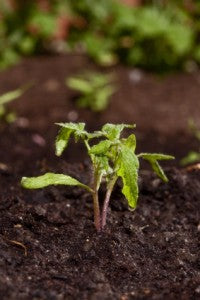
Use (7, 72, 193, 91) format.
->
(0, 54, 200, 299)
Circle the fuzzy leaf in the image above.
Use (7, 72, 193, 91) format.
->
(55, 128, 72, 156)
(87, 131, 104, 140)
(117, 145, 139, 209)
(138, 153, 174, 182)
(56, 122, 85, 132)
(149, 160, 168, 182)
(55, 122, 86, 155)
(96, 156, 112, 175)
(93, 156, 113, 189)
(89, 140, 112, 155)
(102, 123, 135, 140)
(138, 153, 174, 161)
(21, 172, 92, 192)
(122, 134, 136, 151)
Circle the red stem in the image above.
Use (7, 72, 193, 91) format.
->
(92, 190, 101, 231)
(101, 177, 117, 230)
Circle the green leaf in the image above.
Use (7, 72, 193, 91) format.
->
(29, 12, 56, 38)
(0, 105, 5, 118)
(180, 151, 200, 166)
(122, 134, 136, 151)
(55, 122, 86, 155)
(0, 83, 31, 106)
(55, 127, 73, 156)
(89, 140, 112, 155)
(102, 123, 135, 140)
(67, 77, 92, 94)
(93, 156, 113, 189)
(76, 96, 91, 108)
(56, 122, 85, 132)
(153, 160, 169, 182)
(21, 172, 92, 192)
(116, 145, 139, 209)
(91, 85, 115, 111)
(166, 23, 193, 55)
(138, 153, 174, 182)
(138, 153, 174, 161)
(87, 131, 105, 140)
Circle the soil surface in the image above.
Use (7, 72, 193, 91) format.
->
(0, 163, 200, 299)
(0, 54, 200, 299)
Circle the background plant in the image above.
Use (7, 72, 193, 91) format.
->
(1, 0, 200, 71)
(66, 71, 115, 112)
(180, 119, 200, 165)
(0, 84, 30, 123)
(21, 122, 174, 231)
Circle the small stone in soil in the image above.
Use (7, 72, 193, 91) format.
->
(32, 134, 46, 147)
(67, 110, 78, 121)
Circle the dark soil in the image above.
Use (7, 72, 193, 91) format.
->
(0, 163, 200, 299)
(0, 54, 200, 299)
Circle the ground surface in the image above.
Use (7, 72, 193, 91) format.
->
(0, 55, 200, 299)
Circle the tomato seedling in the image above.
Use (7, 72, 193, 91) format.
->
(181, 119, 200, 165)
(0, 83, 32, 123)
(21, 123, 174, 231)
(66, 71, 115, 112)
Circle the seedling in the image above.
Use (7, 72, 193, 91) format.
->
(21, 123, 174, 231)
(66, 72, 115, 112)
(0, 84, 31, 123)
(181, 119, 200, 165)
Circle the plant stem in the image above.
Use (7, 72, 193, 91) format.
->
(101, 176, 117, 230)
(92, 172, 101, 231)
(92, 190, 101, 231)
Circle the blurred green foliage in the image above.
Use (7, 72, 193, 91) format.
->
(180, 119, 200, 166)
(0, 83, 31, 122)
(1, 0, 200, 71)
(66, 71, 115, 111)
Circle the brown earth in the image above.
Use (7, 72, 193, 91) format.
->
(0, 54, 199, 299)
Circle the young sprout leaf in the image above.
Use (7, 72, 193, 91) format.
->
(67, 77, 92, 94)
(89, 140, 113, 155)
(138, 153, 174, 182)
(0, 82, 33, 105)
(95, 156, 112, 176)
(21, 173, 92, 192)
(93, 156, 112, 190)
(117, 145, 139, 209)
(180, 120, 200, 166)
(102, 123, 135, 140)
(56, 122, 85, 132)
(0, 82, 33, 122)
(66, 71, 115, 112)
(180, 151, 200, 166)
(138, 153, 175, 161)
(150, 160, 168, 182)
(55, 122, 86, 155)
(55, 127, 73, 156)
(122, 134, 136, 151)
(87, 131, 105, 140)
(92, 85, 115, 111)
